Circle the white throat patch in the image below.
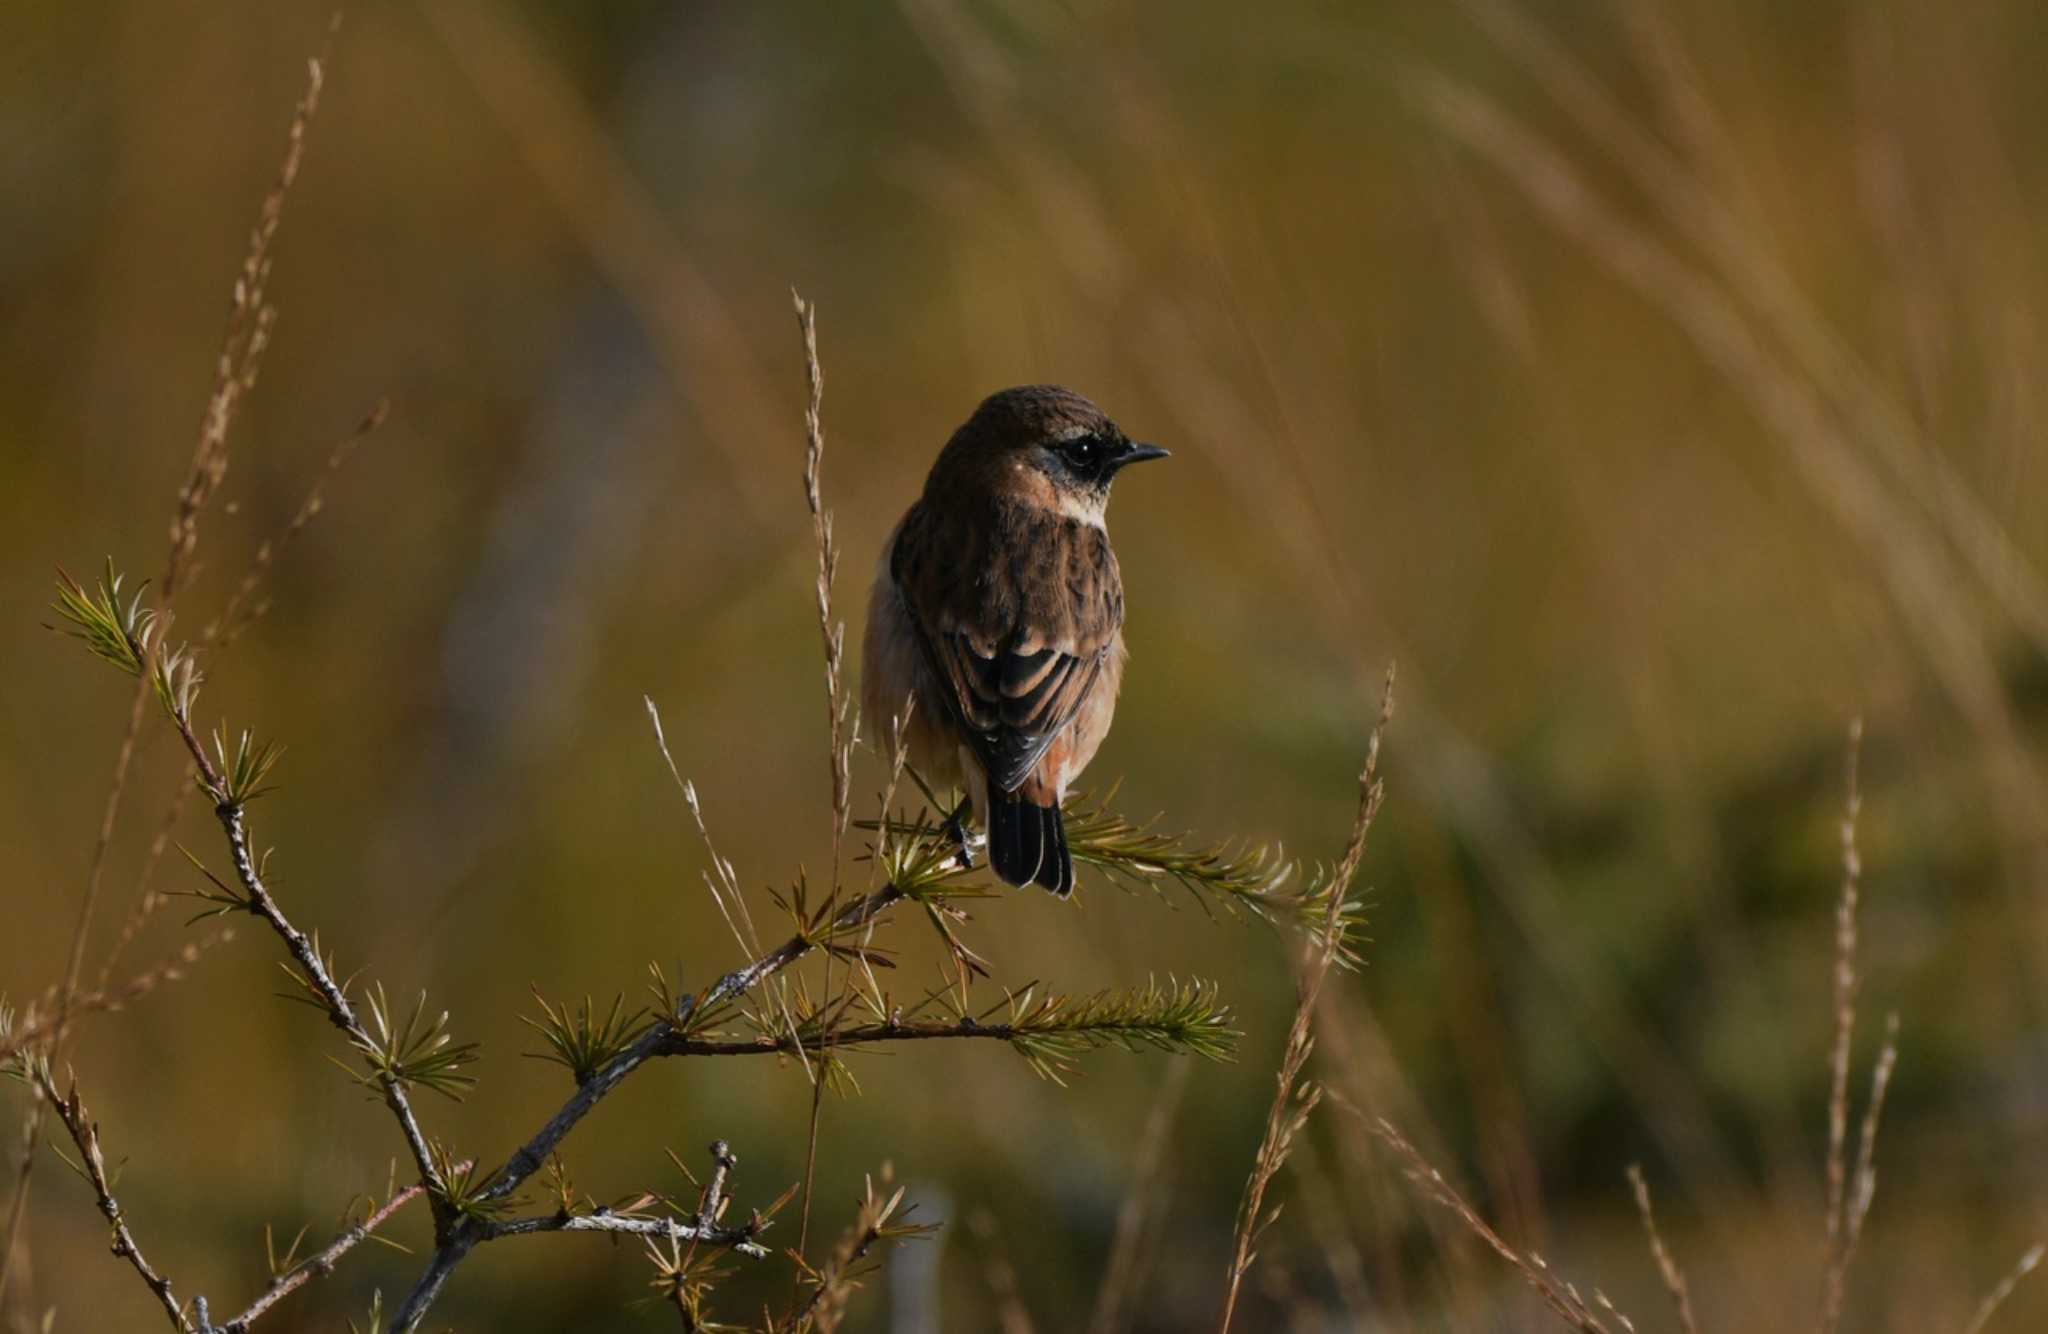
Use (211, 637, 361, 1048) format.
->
(1054, 489, 1108, 527)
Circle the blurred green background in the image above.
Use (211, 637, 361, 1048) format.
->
(4, 1, 2047, 1330)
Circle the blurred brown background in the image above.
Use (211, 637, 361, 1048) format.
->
(4, 1, 2047, 1330)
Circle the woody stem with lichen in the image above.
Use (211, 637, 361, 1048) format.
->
(388, 885, 905, 1332)
(144, 647, 448, 1227)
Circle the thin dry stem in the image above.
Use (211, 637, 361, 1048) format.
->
(1821, 718, 1865, 1334)
(647, 697, 761, 959)
(968, 1210, 1038, 1334)
(791, 287, 850, 1273)
(204, 399, 388, 649)
(1090, 1060, 1188, 1334)
(1625, 1165, 1698, 1334)
(27, 1066, 193, 1332)
(1455, 0, 2048, 667)
(1218, 664, 1393, 1334)
(1839, 1012, 1899, 1281)
(217, 1169, 442, 1333)
(3, 22, 338, 1307)
(167, 18, 335, 596)
(1368, 1115, 1630, 1334)
(388, 885, 906, 1332)
(0, 933, 232, 1067)
(787, 1170, 925, 1334)
(136, 685, 447, 1217)
(97, 398, 380, 997)
(1396, 46, 2044, 873)
(93, 784, 197, 995)
(1962, 1244, 2045, 1334)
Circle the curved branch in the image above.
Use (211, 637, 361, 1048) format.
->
(28, 1066, 193, 1332)
(484, 1211, 769, 1256)
(389, 885, 905, 1332)
(217, 1175, 438, 1333)
(213, 802, 444, 1210)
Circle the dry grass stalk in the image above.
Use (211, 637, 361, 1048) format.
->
(793, 290, 854, 871)
(1820, 718, 1878, 1334)
(203, 399, 389, 650)
(1369, 1116, 1633, 1334)
(968, 1209, 1039, 1334)
(1962, 1244, 2045, 1334)
(1625, 1165, 1698, 1334)
(1216, 665, 1393, 1334)
(93, 398, 385, 1001)
(1088, 1058, 1189, 1334)
(0, 17, 340, 1312)
(0, 933, 232, 1067)
(171, 11, 339, 594)
(1282, 1134, 1373, 1321)
(1833, 1010, 1899, 1297)
(1396, 44, 2038, 861)
(91, 784, 200, 997)
(790, 288, 854, 1273)
(647, 698, 764, 961)
(1453, 0, 2048, 669)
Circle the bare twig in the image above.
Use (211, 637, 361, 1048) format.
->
(656, 1008, 1227, 1060)
(213, 799, 445, 1214)
(1625, 1165, 1698, 1334)
(1218, 665, 1393, 1334)
(696, 1140, 737, 1235)
(97, 671, 447, 1227)
(26, 1065, 193, 1331)
(217, 1169, 443, 1333)
(483, 1211, 767, 1251)
(387, 885, 906, 1332)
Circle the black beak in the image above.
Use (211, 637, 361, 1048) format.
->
(1112, 442, 1171, 471)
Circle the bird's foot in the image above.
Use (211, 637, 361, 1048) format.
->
(944, 799, 977, 869)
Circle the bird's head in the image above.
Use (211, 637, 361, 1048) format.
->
(927, 385, 1169, 523)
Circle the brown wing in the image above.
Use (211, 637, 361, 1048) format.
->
(892, 498, 1123, 795)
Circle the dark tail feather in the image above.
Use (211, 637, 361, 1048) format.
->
(987, 794, 1073, 897)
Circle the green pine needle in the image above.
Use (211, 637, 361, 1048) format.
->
(426, 1142, 514, 1222)
(211, 726, 285, 805)
(522, 990, 652, 1086)
(860, 791, 1371, 968)
(50, 562, 205, 722)
(346, 984, 479, 1102)
(1004, 976, 1237, 1084)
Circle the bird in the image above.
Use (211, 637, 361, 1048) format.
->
(862, 385, 1168, 896)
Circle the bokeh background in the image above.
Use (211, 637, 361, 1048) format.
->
(4, 1, 2047, 1330)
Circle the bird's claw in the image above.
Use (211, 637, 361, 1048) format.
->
(944, 801, 976, 869)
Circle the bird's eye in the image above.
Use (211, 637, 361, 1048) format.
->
(1061, 436, 1104, 469)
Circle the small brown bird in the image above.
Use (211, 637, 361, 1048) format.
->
(862, 386, 1167, 895)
